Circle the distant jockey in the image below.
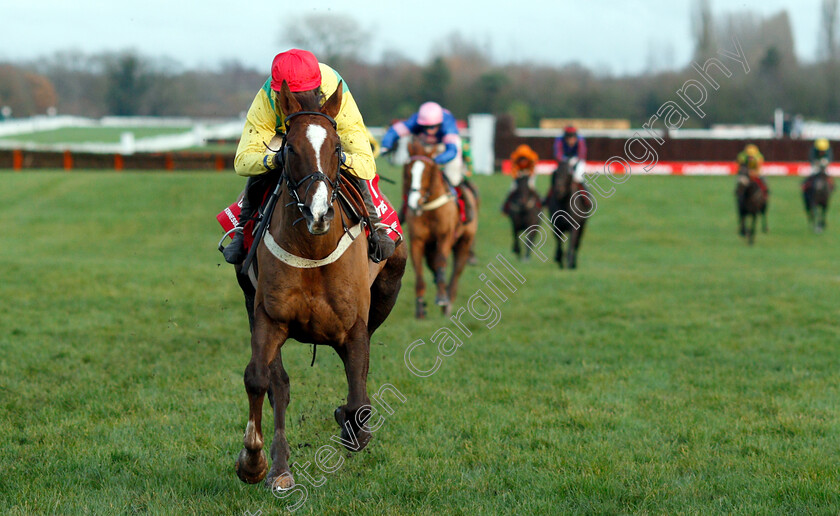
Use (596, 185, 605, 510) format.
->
(502, 144, 539, 214)
(736, 144, 768, 195)
(549, 125, 591, 208)
(803, 138, 835, 207)
(381, 101, 477, 223)
(553, 125, 587, 185)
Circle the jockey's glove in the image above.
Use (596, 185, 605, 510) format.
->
(263, 151, 283, 171)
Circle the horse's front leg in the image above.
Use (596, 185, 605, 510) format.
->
(567, 228, 580, 270)
(512, 223, 521, 257)
(235, 306, 288, 485)
(265, 351, 293, 490)
(446, 235, 474, 312)
(410, 238, 427, 319)
(334, 319, 372, 452)
(433, 237, 453, 308)
(555, 234, 565, 268)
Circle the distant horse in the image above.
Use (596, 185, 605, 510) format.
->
(403, 139, 478, 318)
(544, 161, 589, 269)
(735, 168, 768, 245)
(503, 175, 541, 261)
(232, 80, 406, 490)
(803, 164, 834, 233)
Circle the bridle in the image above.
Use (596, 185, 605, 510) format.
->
(407, 154, 454, 212)
(277, 111, 343, 224)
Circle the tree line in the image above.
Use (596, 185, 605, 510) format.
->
(3, 2, 840, 128)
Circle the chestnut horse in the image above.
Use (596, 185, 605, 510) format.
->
(232, 80, 406, 490)
(403, 140, 478, 318)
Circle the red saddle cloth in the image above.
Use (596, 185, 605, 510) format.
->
(454, 186, 467, 223)
(217, 175, 402, 256)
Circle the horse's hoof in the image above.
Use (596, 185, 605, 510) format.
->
(235, 448, 268, 484)
(435, 295, 449, 307)
(335, 406, 371, 452)
(266, 470, 295, 491)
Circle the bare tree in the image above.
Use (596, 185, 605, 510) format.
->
(819, 0, 839, 62)
(279, 13, 371, 66)
(692, 0, 716, 59)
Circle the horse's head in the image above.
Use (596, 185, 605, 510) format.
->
(276, 80, 343, 235)
(403, 140, 439, 213)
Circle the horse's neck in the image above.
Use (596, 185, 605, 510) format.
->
(553, 173, 571, 198)
(270, 191, 343, 257)
(427, 166, 450, 199)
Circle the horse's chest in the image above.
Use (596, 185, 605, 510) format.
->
(260, 285, 363, 343)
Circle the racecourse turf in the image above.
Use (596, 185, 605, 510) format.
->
(0, 165, 838, 515)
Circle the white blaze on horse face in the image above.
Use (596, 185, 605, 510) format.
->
(306, 124, 330, 220)
(408, 160, 425, 209)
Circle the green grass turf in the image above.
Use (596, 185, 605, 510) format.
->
(0, 126, 192, 144)
(0, 164, 838, 515)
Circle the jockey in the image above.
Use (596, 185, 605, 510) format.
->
(803, 138, 835, 206)
(553, 126, 587, 184)
(736, 144, 768, 194)
(222, 49, 394, 265)
(380, 101, 476, 223)
(502, 144, 539, 214)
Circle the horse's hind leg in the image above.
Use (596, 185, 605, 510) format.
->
(410, 239, 427, 319)
(748, 214, 757, 245)
(235, 267, 257, 333)
(334, 319, 373, 452)
(555, 236, 564, 268)
(235, 309, 287, 485)
(446, 235, 474, 314)
(368, 245, 407, 336)
(761, 207, 768, 233)
(265, 352, 293, 490)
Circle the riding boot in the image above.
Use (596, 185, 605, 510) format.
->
(352, 176, 396, 263)
(223, 176, 262, 264)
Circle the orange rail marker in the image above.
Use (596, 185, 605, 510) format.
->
(63, 150, 73, 171)
(114, 154, 124, 171)
(12, 149, 23, 171)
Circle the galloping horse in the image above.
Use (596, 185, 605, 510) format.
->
(735, 169, 768, 245)
(544, 161, 589, 269)
(403, 139, 478, 318)
(803, 164, 834, 233)
(504, 175, 541, 261)
(232, 81, 406, 490)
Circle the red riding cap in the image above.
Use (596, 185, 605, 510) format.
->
(271, 49, 322, 92)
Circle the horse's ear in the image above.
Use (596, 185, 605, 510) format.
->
(277, 80, 300, 117)
(321, 81, 343, 119)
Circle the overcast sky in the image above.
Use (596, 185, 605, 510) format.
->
(0, 0, 825, 75)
